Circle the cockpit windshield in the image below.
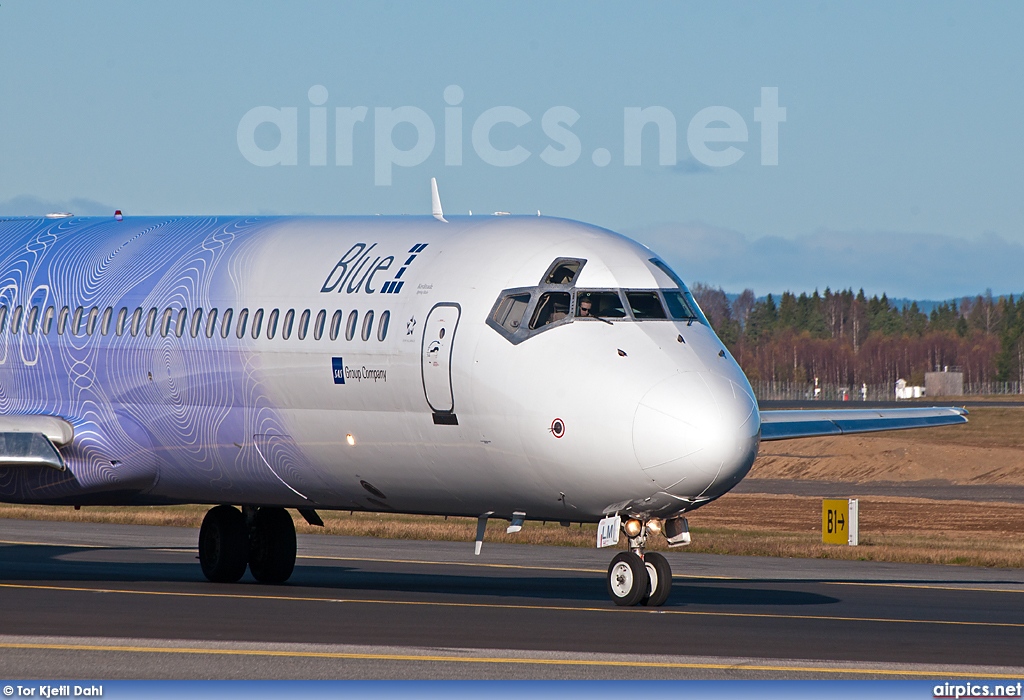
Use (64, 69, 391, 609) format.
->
(626, 291, 667, 319)
(486, 257, 704, 344)
(662, 291, 694, 320)
(649, 257, 709, 326)
(576, 291, 627, 318)
(530, 292, 571, 329)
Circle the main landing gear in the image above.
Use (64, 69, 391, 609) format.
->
(198, 505, 296, 584)
(606, 517, 685, 607)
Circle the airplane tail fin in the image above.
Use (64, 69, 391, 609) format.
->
(431, 178, 448, 222)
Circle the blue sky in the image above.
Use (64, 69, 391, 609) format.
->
(1, 1, 1021, 299)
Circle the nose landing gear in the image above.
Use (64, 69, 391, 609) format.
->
(641, 551, 672, 607)
(605, 520, 674, 607)
(198, 505, 297, 584)
(607, 551, 649, 606)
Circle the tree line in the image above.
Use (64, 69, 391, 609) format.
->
(690, 285, 1024, 388)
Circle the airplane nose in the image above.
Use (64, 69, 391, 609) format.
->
(632, 372, 760, 496)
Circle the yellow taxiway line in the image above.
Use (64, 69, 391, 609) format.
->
(0, 640, 1020, 679)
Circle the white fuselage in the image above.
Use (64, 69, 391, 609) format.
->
(0, 214, 760, 523)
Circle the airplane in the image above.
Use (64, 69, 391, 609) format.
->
(0, 182, 967, 607)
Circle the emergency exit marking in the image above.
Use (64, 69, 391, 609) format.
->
(822, 498, 859, 546)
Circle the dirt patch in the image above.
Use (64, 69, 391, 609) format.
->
(753, 407, 1024, 484)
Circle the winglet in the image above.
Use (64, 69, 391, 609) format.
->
(431, 177, 447, 222)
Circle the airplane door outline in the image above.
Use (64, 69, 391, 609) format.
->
(421, 302, 461, 414)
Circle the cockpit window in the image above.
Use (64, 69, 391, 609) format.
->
(650, 258, 707, 325)
(663, 291, 697, 320)
(543, 259, 584, 285)
(626, 291, 667, 319)
(576, 291, 627, 318)
(529, 292, 571, 329)
(492, 292, 531, 333)
(489, 256, 706, 344)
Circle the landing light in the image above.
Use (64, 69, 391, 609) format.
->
(623, 518, 643, 537)
(346, 434, 355, 446)
(646, 519, 663, 535)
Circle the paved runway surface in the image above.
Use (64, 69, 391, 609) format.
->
(1, 518, 1023, 679)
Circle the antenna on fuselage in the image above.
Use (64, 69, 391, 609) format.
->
(431, 177, 447, 223)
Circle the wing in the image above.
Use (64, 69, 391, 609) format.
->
(759, 406, 968, 441)
(0, 415, 74, 470)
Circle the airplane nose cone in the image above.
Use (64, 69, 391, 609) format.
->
(632, 372, 760, 496)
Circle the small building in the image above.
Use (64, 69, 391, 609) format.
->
(895, 378, 925, 400)
(925, 369, 964, 397)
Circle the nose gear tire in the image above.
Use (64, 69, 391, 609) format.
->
(606, 551, 648, 606)
(641, 551, 672, 607)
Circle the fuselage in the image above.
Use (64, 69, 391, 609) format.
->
(0, 214, 760, 522)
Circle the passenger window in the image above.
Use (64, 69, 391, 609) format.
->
(576, 291, 626, 318)
(281, 309, 294, 340)
(146, 308, 159, 337)
(0, 306, 6, 333)
(377, 310, 390, 341)
(159, 309, 172, 337)
(130, 308, 143, 337)
(205, 308, 218, 338)
(190, 308, 203, 338)
(529, 292, 571, 329)
(627, 291, 667, 319)
(544, 259, 583, 285)
(330, 310, 343, 341)
(663, 291, 697, 320)
(236, 308, 250, 339)
(267, 309, 279, 339)
(57, 307, 68, 335)
(115, 308, 128, 336)
(72, 307, 84, 335)
(250, 309, 264, 339)
(492, 293, 530, 332)
(345, 310, 358, 341)
(236, 309, 250, 339)
(11, 306, 22, 334)
(86, 307, 99, 335)
(26, 306, 40, 335)
(220, 309, 234, 339)
(361, 310, 374, 341)
(314, 310, 326, 340)
(220, 308, 233, 339)
(100, 307, 113, 335)
(297, 310, 310, 340)
(175, 309, 187, 338)
(42, 306, 55, 335)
